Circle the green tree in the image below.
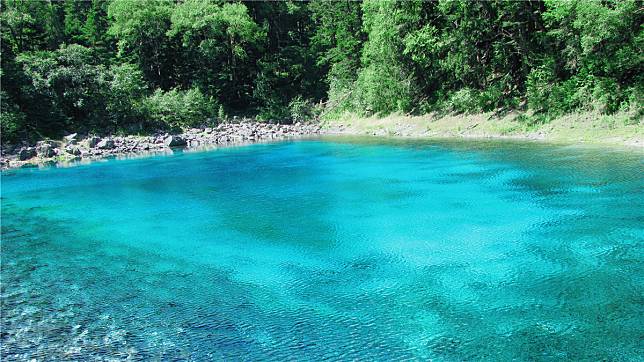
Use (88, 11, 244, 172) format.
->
(538, 0, 643, 114)
(250, 1, 325, 120)
(108, 0, 176, 89)
(1, 0, 63, 52)
(354, 0, 418, 115)
(310, 0, 364, 115)
(142, 88, 216, 129)
(168, 0, 266, 107)
(16, 44, 110, 134)
(105, 63, 147, 131)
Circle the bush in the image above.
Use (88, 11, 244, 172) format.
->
(256, 103, 289, 123)
(589, 77, 621, 114)
(288, 96, 321, 123)
(105, 63, 148, 132)
(355, 65, 416, 116)
(526, 62, 557, 115)
(446, 88, 481, 113)
(17, 44, 109, 133)
(217, 105, 227, 122)
(142, 88, 216, 129)
(526, 61, 577, 118)
(444, 82, 518, 115)
(0, 91, 26, 144)
(479, 79, 519, 112)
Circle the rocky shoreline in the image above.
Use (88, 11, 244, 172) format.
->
(1, 122, 322, 170)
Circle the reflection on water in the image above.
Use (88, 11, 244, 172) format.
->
(2, 137, 643, 360)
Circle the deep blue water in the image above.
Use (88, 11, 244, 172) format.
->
(1, 137, 643, 360)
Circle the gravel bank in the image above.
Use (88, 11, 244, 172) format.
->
(1, 122, 322, 170)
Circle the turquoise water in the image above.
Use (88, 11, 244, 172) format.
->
(1, 137, 643, 360)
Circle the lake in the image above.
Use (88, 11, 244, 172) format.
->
(1, 137, 642, 360)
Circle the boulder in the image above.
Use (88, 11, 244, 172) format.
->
(96, 139, 115, 149)
(36, 142, 55, 158)
(163, 135, 187, 147)
(65, 145, 82, 156)
(18, 147, 36, 161)
(88, 136, 101, 148)
(64, 133, 78, 143)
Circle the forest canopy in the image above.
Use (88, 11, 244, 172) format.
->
(1, 0, 642, 142)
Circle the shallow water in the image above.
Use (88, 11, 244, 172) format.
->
(1, 137, 643, 360)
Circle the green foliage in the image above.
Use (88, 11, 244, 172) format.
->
(446, 89, 481, 114)
(1, 0, 63, 52)
(142, 88, 216, 129)
(0, 91, 26, 142)
(217, 105, 227, 122)
(534, 0, 643, 118)
(310, 0, 364, 114)
(251, 2, 325, 119)
(108, 0, 176, 88)
(354, 0, 418, 115)
(288, 96, 321, 123)
(16, 44, 109, 133)
(1, 0, 641, 141)
(105, 63, 147, 130)
(168, 0, 266, 105)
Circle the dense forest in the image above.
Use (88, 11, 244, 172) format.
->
(1, 0, 642, 142)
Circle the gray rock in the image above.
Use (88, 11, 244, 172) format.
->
(96, 139, 115, 149)
(3, 121, 325, 169)
(36, 142, 55, 158)
(164, 135, 187, 147)
(18, 147, 36, 161)
(65, 145, 82, 156)
(64, 133, 78, 142)
(88, 137, 101, 148)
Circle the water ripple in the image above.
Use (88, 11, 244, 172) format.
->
(2, 138, 643, 360)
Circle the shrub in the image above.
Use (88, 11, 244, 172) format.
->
(17, 44, 109, 133)
(105, 63, 147, 131)
(0, 91, 26, 144)
(526, 62, 557, 115)
(526, 61, 577, 118)
(217, 105, 227, 122)
(142, 88, 216, 129)
(256, 100, 290, 123)
(288, 96, 321, 123)
(446, 88, 481, 113)
(589, 77, 621, 114)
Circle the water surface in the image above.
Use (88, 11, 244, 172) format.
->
(2, 137, 643, 360)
